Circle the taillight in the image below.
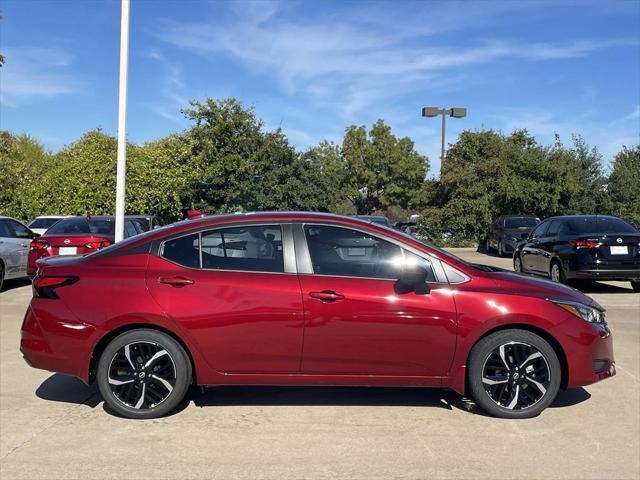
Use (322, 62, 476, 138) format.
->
(30, 240, 50, 251)
(33, 276, 78, 299)
(83, 240, 112, 250)
(571, 240, 599, 249)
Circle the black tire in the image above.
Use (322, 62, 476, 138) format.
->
(484, 239, 492, 253)
(513, 253, 524, 273)
(549, 259, 565, 284)
(631, 281, 640, 293)
(0, 262, 4, 292)
(97, 329, 192, 419)
(498, 241, 505, 257)
(468, 329, 561, 419)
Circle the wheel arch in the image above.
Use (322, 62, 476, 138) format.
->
(89, 323, 197, 384)
(462, 323, 569, 395)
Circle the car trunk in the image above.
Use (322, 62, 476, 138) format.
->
(577, 232, 640, 269)
(41, 234, 113, 257)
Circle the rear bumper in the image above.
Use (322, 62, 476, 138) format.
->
(20, 302, 94, 384)
(568, 268, 640, 281)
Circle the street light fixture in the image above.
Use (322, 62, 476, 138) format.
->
(421, 106, 467, 174)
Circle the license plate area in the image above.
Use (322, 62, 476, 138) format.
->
(58, 246, 77, 255)
(610, 246, 628, 255)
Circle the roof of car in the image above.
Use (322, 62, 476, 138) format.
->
(542, 214, 624, 222)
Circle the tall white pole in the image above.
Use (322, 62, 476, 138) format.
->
(114, 0, 130, 242)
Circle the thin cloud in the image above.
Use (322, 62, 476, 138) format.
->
(0, 46, 80, 106)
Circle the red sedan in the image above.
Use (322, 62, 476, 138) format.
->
(20, 212, 615, 419)
(27, 216, 145, 277)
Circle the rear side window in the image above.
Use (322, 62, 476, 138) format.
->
(0, 220, 12, 238)
(546, 220, 561, 237)
(8, 220, 33, 239)
(200, 225, 284, 273)
(162, 233, 200, 268)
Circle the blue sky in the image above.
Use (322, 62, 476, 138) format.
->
(1, 0, 639, 175)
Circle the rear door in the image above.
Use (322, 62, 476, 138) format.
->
(4, 219, 33, 276)
(146, 223, 305, 374)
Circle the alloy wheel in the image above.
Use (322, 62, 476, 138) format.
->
(481, 341, 551, 411)
(550, 263, 561, 283)
(514, 256, 522, 272)
(107, 341, 176, 410)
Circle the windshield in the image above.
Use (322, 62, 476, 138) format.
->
(566, 217, 637, 234)
(28, 217, 63, 229)
(47, 217, 115, 235)
(504, 217, 538, 229)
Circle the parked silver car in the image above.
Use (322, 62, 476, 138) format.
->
(0, 216, 37, 290)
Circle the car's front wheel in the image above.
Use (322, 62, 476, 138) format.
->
(97, 329, 192, 419)
(468, 329, 561, 419)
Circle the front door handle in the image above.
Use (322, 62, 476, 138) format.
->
(158, 276, 194, 287)
(309, 290, 345, 302)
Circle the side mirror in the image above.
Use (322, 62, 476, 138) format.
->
(394, 264, 430, 295)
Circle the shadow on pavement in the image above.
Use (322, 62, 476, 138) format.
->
(36, 376, 592, 418)
(36, 373, 102, 408)
(573, 281, 636, 294)
(0, 277, 31, 293)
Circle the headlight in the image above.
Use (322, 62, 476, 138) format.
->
(551, 300, 605, 323)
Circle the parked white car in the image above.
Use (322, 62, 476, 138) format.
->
(27, 216, 69, 236)
(0, 216, 37, 290)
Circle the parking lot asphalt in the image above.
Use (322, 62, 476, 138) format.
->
(1, 249, 638, 480)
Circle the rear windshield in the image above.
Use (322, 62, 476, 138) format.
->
(566, 217, 637, 234)
(47, 217, 115, 235)
(504, 217, 538, 229)
(29, 217, 63, 229)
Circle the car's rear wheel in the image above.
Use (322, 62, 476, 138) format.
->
(97, 329, 192, 419)
(549, 260, 565, 283)
(0, 262, 4, 292)
(468, 330, 561, 419)
(498, 241, 505, 257)
(631, 281, 640, 292)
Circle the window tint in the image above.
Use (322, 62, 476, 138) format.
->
(546, 220, 561, 237)
(47, 217, 116, 235)
(124, 220, 138, 238)
(8, 220, 32, 239)
(0, 220, 12, 238)
(162, 233, 200, 268)
(304, 225, 403, 278)
(504, 217, 538, 229)
(530, 222, 549, 238)
(200, 225, 284, 273)
(566, 217, 637, 234)
(403, 250, 437, 282)
(28, 217, 62, 229)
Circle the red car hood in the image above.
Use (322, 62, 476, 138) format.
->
(488, 270, 602, 310)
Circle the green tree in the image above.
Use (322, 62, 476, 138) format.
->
(341, 120, 429, 214)
(605, 145, 640, 225)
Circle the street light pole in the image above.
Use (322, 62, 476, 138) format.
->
(114, 0, 130, 243)
(421, 106, 467, 175)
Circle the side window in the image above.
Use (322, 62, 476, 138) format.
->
(8, 220, 32, 239)
(546, 220, 561, 237)
(124, 221, 137, 238)
(200, 225, 284, 273)
(304, 225, 403, 279)
(0, 220, 12, 238)
(403, 250, 437, 282)
(161, 233, 200, 268)
(530, 222, 549, 239)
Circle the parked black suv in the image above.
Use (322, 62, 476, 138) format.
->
(513, 215, 640, 291)
(486, 215, 539, 256)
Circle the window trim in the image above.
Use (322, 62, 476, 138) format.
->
(295, 222, 453, 284)
(157, 222, 295, 275)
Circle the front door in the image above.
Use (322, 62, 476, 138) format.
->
(297, 224, 457, 377)
(146, 224, 304, 374)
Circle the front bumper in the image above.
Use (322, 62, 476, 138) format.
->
(551, 316, 616, 388)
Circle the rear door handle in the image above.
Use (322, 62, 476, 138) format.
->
(158, 276, 194, 287)
(309, 290, 345, 302)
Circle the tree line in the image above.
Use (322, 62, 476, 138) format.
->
(1, 98, 638, 245)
